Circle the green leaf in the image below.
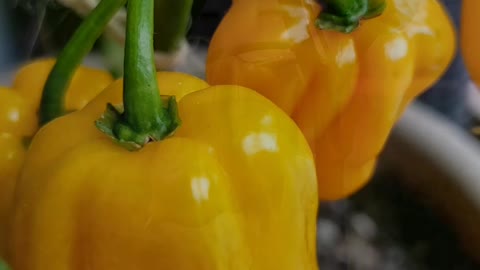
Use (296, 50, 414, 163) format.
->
(0, 259, 10, 270)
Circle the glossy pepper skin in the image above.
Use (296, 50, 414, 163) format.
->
(13, 59, 114, 113)
(8, 72, 319, 270)
(0, 59, 113, 257)
(206, 0, 455, 200)
(461, 0, 480, 87)
(0, 132, 24, 259)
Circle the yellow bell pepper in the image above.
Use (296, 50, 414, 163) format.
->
(1, 0, 129, 259)
(462, 0, 480, 86)
(0, 59, 112, 256)
(9, 73, 318, 270)
(206, 0, 455, 200)
(0, 85, 33, 257)
(8, 0, 318, 268)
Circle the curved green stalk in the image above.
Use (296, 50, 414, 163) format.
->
(39, 0, 127, 125)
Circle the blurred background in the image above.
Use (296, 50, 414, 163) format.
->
(1, 0, 480, 269)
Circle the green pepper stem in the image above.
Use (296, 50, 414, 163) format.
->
(123, 0, 164, 132)
(39, 0, 127, 125)
(322, 0, 367, 17)
(316, 0, 386, 33)
(95, 0, 181, 150)
(153, 0, 194, 53)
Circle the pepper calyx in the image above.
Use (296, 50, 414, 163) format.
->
(95, 96, 181, 151)
(315, 0, 386, 33)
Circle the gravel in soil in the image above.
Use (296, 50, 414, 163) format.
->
(317, 171, 480, 270)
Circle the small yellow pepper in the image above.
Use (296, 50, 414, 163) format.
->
(206, 0, 455, 200)
(3, 0, 130, 264)
(461, 0, 480, 87)
(0, 59, 112, 256)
